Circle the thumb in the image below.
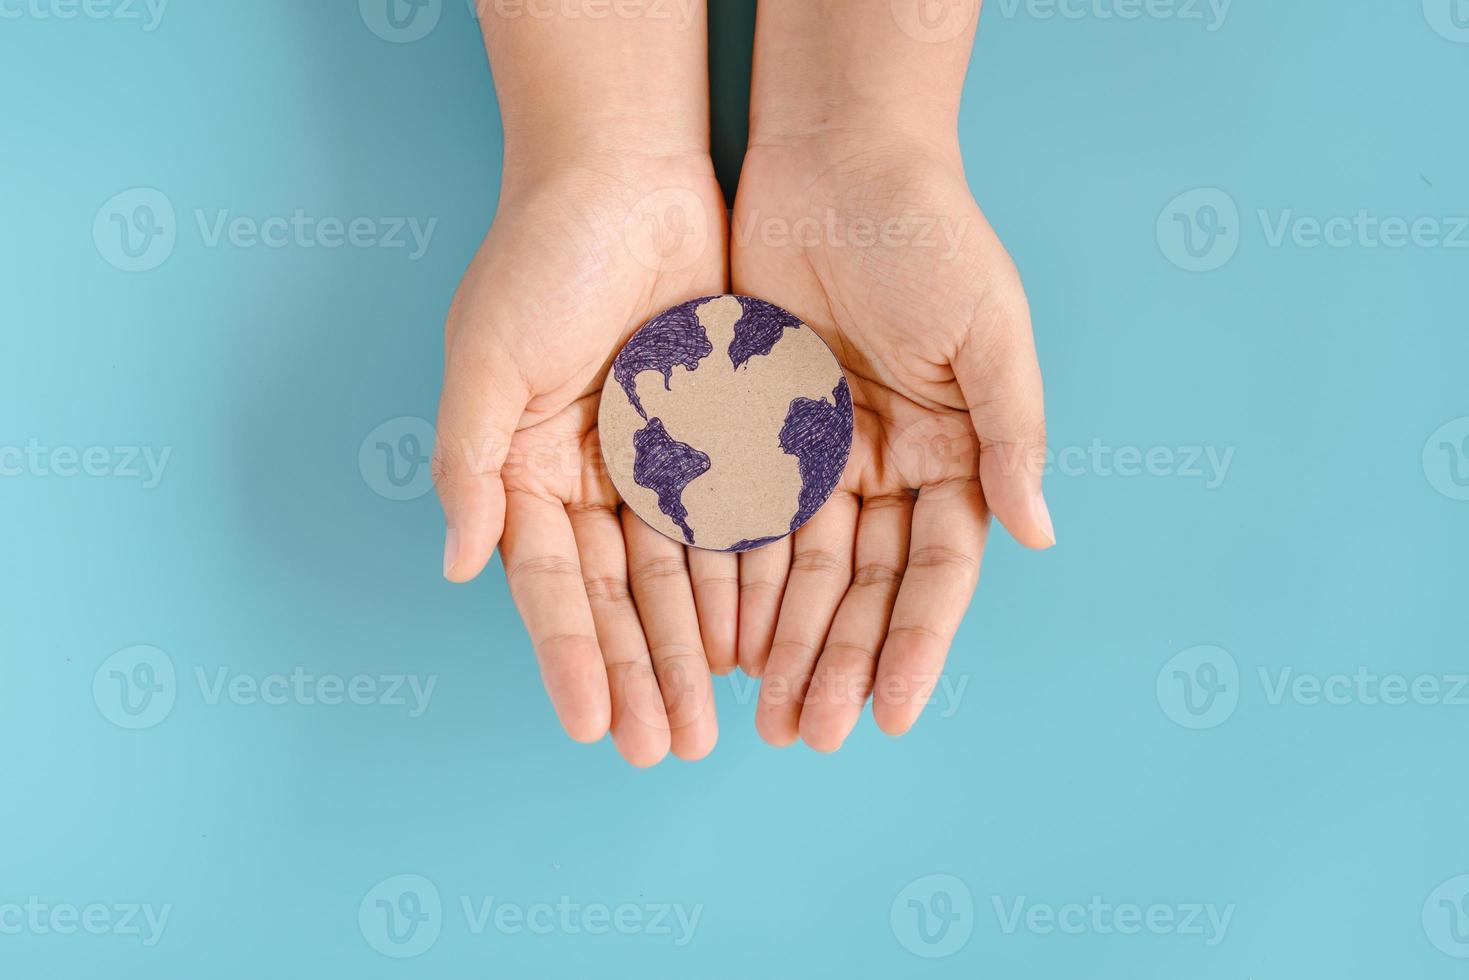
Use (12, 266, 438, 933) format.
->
(435, 338, 529, 583)
(952, 280, 1055, 550)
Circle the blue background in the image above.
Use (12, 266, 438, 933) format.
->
(3, 1, 1467, 977)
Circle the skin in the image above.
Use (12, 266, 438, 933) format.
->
(732, 0, 1053, 751)
(437, 0, 1052, 762)
(435, 4, 730, 767)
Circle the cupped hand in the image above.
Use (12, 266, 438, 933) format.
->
(434, 154, 734, 766)
(730, 134, 1054, 751)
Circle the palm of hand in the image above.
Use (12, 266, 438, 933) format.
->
(445, 166, 727, 534)
(727, 141, 1043, 749)
(437, 161, 733, 766)
(744, 143, 1041, 482)
(439, 146, 1047, 760)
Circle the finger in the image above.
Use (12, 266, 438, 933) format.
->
(622, 513, 719, 761)
(737, 536, 791, 677)
(500, 491, 612, 744)
(436, 333, 530, 583)
(872, 478, 987, 736)
(952, 270, 1054, 550)
(756, 492, 859, 748)
(799, 492, 913, 753)
(687, 549, 739, 676)
(567, 503, 670, 768)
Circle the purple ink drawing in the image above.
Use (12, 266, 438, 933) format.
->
(632, 417, 712, 545)
(728, 295, 803, 371)
(611, 300, 714, 419)
(779, 378, 854, 532)
(600, 295, 854, 552)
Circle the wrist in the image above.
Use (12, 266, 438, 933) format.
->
(500, 94, 709, 163)
(499, 141, 716, 202)
(744, 117, 963, 181)
(482, 4, 712, 186)
(748, 100, 961, 155)
(746, 0, 972, 151)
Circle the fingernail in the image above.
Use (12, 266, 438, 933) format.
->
(443, 526, 460, 580)
(1034, 493, 1056, 546)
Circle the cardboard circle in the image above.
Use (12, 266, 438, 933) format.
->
(598, 295, 854, 553)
